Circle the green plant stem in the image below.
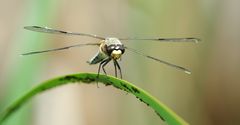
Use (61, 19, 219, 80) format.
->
(0, 73, 188, 125)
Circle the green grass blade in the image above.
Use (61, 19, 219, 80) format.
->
(0, 73, 188, 125)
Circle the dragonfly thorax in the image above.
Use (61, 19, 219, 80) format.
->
(103, 38, 125, 60)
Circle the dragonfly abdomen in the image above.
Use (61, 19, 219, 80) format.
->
(87, 50, 108, 65)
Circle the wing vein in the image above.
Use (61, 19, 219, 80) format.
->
(21, 43, 99, 56)
(24, 26, 105, 40)
(120, 37, 200, 43)
(125, 46, 191, 74)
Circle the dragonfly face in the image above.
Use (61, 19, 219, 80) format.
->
(103, 38, 125, 60)
(22, 26, 200, 80)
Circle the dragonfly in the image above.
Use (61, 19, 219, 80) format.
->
(22, 26, 200, 79)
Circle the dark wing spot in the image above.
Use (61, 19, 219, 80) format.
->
(59, 30, 68, 34)
(32, 26, 41, 28)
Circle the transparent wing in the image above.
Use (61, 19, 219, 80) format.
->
(21, 43, 99, 56)
(24, 26, 105, 40)
(120, 37, 200, 43)
(125, 46, 191, 74)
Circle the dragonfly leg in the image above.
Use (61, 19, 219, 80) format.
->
(97, 62, 103, 79)
(96, 58, 111, 87)
(101, 58, 111, 75)
(114, 60, 122, 79)
(113, 61, 117, 78)
(97, 59, 107, 87)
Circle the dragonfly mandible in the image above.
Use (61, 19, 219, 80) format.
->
(22, 26, 200, 78)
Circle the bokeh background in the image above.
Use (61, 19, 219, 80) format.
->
(1, 0, 240, 125)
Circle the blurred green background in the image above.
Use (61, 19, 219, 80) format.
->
(1, 0, 240, 125)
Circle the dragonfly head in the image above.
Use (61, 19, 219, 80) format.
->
(106, 44, 125, 60)
(104, 37, 125, 60)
